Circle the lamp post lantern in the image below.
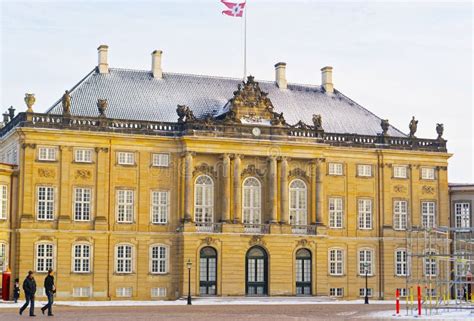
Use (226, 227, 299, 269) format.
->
(364, 263, 370, 304)
(186, 259, 192, 305)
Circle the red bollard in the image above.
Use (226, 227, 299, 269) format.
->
(396, 288, 400, 315)
(417, 285, 422, 316)
(2, 268, 11, 301)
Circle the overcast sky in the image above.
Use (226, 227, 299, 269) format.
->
(1, 0, 472, 182)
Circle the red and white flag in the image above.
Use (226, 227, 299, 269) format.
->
(221, 0, 246, 17)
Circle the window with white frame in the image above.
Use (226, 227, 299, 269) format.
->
(397, 288, 408, 297)
(357, 165, 372, 177)
(329, 197, 343, 228)
(359, 288, 373, 297)
(151, 287, 167, 297)
(393, 165, 408, 179)
(73, 287, 91, 298)
(116, 287, 132, 297)
(150, 245, 168, 274)
(455, 253, 468, 276)
(73, 243, 91, 273)
(36, 243, 54, 272)
(242, 177, 261, 225)
(393, 200, 408, 230)
(115, 244, 133, 273)
(38, 147, 56, 161)
(117, 152, 135, 165)
(329, 249, 344, 275)
(358, 249, 374, 276)
(421, 201, 436, 228)
(116, 190, 134, 223)
(329, 288, 343, 297)
(454, 202, 470, 228)
(0, 242, 7, 272)
(37, 186, 55, 220)
(151, 191, 169, 224)
(195, 175, 214, 224)
(289, 179, 307, 226)
(74, 187, 91, 221)
(152, 153, 169, 167)
(424, 250, 437, 276)
(74, 149, 92, 163)
(358, 199, 372, 229)
(421, 167, 435, 180)
(395, 249, 408, 276)
(328, 163, 343, 176)
(0, 185, 7, 219)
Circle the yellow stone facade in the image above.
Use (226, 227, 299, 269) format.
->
(0, 124, 450, 300)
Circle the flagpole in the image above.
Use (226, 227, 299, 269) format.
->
(243, 1, 247, 80)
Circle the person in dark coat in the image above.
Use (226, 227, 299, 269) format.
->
(41, 269, 55, 316)
(13, 278, 20, 303)
(19, 271, 36, 316)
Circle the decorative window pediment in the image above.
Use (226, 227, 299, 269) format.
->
(193, 163, 217, 178)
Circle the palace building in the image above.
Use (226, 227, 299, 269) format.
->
(0, 45, 450, 300)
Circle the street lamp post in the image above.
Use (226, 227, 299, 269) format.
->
(186, 259, 192, 305)
(364, 263, 369, 304)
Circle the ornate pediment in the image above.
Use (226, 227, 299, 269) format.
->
(241, 164, 265, 178)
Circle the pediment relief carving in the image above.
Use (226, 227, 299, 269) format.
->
(422, 185, 435, 194)
(289, 168, 309, 180)
(201, 236, 219, 246)
(75, 169, 92, 179)
(38, 168, 55, 178)
(193, 163, 217, 177)
(393, 185, 407, 193)
(241, 164, 265, 178)
(249, 235, 266, 247)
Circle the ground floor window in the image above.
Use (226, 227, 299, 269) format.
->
(200, 247, 217, 296)
(296, 248, 311, 295)
(246, 246, 268, 296)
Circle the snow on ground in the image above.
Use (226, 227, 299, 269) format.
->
(0, 297, 399, 308)
(368, 309, 474, 320)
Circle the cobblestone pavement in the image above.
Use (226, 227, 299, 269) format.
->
(0, 304, 395, 321)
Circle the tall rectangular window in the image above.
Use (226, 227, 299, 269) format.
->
(117, 152, 135, 165)
(151, 191, 169, 224)
(328, 163, 343, 176)
(37, 186, 55, 220)
(0, 185, 7, 219)
(74, 188, 92, 221)
(150, 245, 168, 274)
(36, 243, 54, 272)
(329, 197, 343, 228)
(421, 201, 436, 228)
(38, 147, 56, 161)
(73, 244, 91, 273)
(358, 249, 373, 276)
(74, 149, 92, 163)
(116, 245, 133, 273)
(454, 203, 470, 228)
(329, 249, 343, 275)
(358, 199, 372, 229)
(116, 190, 134, 223)
(393, 200, 408, 230)
(393, 166, 408, 178)
(357, 165, 372, 177)
(424, 250, 437, 276)
(0, 243, 6, 272)
(421, 167, 435, 180)
(395, 250, 408, 276)
(152, 153, 169, 167)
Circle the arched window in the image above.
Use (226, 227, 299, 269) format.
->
(72, 243, 92, 273)
(289, 179, 307, 226)
(243, 177, 261, 225)
(194, 175, 214, 223)
(296, 248, 312, 295)
(200, 247, 217, 295)
(246, 246, 268, 295)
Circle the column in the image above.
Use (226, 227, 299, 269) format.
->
(268, 156, 278, 223)
(315, 158, 324, 225)
(184, 151, 194, 222)
(221, 153, 231, 222)
(232, 154, 242, 223)
(280, 157, 289, 224)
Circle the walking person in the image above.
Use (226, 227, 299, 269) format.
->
(19, 271, 36, 316)
(41, 269, 55, 316)
(13, 278, 20, 303)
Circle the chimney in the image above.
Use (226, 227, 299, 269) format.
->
(97, 45, 109, 74)
(274, 62, 287, 89)
(321, 66, 334, 93)
(151, 50, 163, 79)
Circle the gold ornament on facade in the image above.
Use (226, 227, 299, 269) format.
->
(24, 93, 36, 113)
(38, 168, 55, 178)
(289, 168, 309, 180)
(241, 164, 264, 178)
(202, 236, 218, 246)
(393, 185, 406, 193)
(193, 163, 217, 177)
(249, 235, 265, 246)
(422, 185, 435, 194)
(296, 239, 314, 247)
(75, 169, 92, 179)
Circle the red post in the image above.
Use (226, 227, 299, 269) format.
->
(1, 269, 11, 301)
(396, 288, 400, 315)
(417, 285, 422, 316)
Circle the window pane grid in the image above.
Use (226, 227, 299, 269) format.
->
(36, 243, 54, 272)
(358, 199, 372, 229)
(117, 190, 134, 223)
(243, 178, 261, 225)
(421, 201, 436, 228)
(0, 185, 7, 219)
(151, 191, 169, 224)
(37, 186, 54, 220)
(151, 246, 167, 274)
(329, 249, 343, 275)
(394, 200, 408, 230)
(73, 244, 91, 273)
(116, 245, 133, 273)
(329, 198, 343, 228)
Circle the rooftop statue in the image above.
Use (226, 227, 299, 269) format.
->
(97, 99, 108, 117)
(62, 90, 71, 115)
(312, 114, 323, 131)
(24, 93, 35, 113)
(380, 119, 389, 136)
(409, 116, 418, 138)
(436, 123, 444, 140)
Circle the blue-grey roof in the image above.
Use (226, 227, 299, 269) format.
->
(47, 68, 406, 137)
